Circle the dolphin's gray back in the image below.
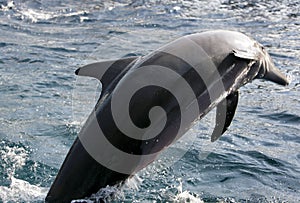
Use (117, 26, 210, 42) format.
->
(189, 30, 258, 58)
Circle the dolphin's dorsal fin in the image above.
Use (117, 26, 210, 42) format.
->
(75, 56, 140, 91)
(211, 91, 239, 142)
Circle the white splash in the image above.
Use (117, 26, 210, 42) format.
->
(173, 178, 204, 203)
(1, 145, 27, 179)
(0, 145, 47, 202)
(0, 1, 15, 11)
(19, 9, 87, 23)
(72, 185, 120, 203)
(0, 177, 47, 202)
(174, 191, 204, 203)
(123, 175, 143, 191)
(71, 175, 142, 202)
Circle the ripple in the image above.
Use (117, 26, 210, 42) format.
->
(258, 111, 300, 124)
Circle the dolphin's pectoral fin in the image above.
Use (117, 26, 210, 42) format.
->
(75, 56, 140, 90)
(211, 91, 239, 142)
(233, 49, 258, 60)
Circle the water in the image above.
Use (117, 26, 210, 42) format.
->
(0, 0, 299, 202)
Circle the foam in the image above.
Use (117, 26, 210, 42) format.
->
(173, 179, 204, 203)
(0, 145, 47, 202)
(174, 191, 204, 203)
(0, 177, 47, 202)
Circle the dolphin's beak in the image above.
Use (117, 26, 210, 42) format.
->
(263, 65, 289, 86)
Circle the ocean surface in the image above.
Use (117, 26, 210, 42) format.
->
(0, 0, 299, 202)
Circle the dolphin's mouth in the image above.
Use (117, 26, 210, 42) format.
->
(257, 51, 290, 86)
(263, 65, 290, 86)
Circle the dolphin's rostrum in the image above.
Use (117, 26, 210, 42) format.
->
(46, 30, 289, 202)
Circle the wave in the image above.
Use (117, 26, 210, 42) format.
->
(0, 177, 47, 203)
(0, 144, 47, 202)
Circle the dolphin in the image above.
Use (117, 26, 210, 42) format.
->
(46, 30, 289, 202)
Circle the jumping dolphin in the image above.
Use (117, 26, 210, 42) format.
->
(46, 30, 289, 202)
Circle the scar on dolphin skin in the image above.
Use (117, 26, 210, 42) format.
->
(46, 30, 289, 203)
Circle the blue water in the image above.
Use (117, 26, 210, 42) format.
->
(0, 0, 299, 202)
